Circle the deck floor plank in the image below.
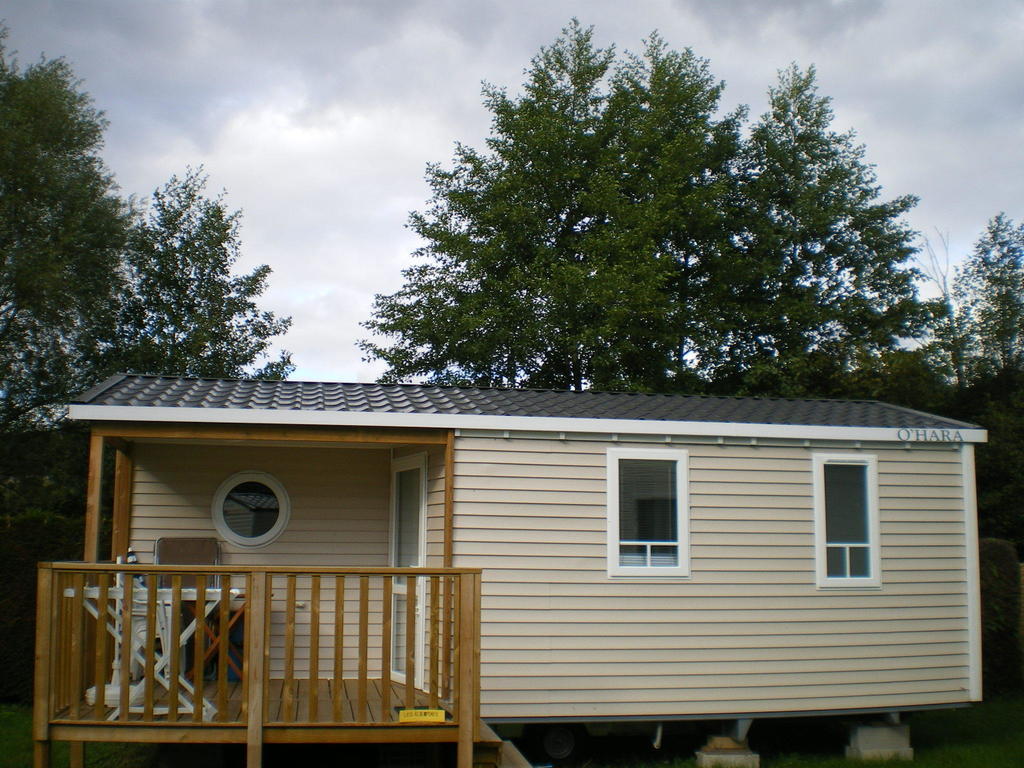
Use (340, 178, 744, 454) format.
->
(56, 677, 447, 727)
(342, 678, 364, 722)
(315, 680, 332, 723)
(266, 679, 283, 723)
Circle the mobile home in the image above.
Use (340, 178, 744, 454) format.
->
(33, 375, 985, 766)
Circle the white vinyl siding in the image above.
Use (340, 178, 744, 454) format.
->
(124, 434, 974, 720)
(129, 442, 394, 679)
(813, 454, 881, 588)
(452, 435, 971, 720)
(129, 443, 392, 566)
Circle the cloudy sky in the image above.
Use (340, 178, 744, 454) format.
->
(5, 1, 1023, 381)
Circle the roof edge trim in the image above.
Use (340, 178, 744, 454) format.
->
(72, 374, 129, 404)
(68, 404, 988, 444)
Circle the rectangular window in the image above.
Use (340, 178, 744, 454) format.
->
(813, 454, 880, 588)
(607, 448, 689, 577)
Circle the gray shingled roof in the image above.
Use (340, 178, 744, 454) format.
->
(73, 374, 977, 430)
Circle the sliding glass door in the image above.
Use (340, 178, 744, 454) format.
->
(391, 454, 426, 686)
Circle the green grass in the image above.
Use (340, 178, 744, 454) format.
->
(2, 696, 1021, 767)
(0, 705, 157, 768)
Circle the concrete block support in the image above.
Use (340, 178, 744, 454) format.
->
(696, 736, 760, 768)
(845, 723, 913, 761)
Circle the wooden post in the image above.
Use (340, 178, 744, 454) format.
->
(32, 566, 54, 768)
(118, 574, 133, 721)
(455, 573, 477, 768)
(308, 575, 320, 722)
(282, 576, 296, 722)
(67, 573, 85, 720)
(245, 572, 268, 768)
(380, 576, 391, 722)
(404, 577, 416, 709)
(429, 575, 439, 707)
(357, 576, 369, 722)
(218, 574, 231, 722)
(443, 430, 455, 568)
(169, 576, 182, 721)
(443, 431, 457, 705)
(441, 575, 451, 701)
(111, 446, 134, 561)
(472, 572, 481, 742)
(93, 574, 110, 720)
(83, 434, 104, 562)
(193, 576, 207, 723)
(77, 433, 105, 767)
(143, 576, 158, 720)
(332, 575, 345, 722)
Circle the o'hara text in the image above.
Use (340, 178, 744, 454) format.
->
(896, 428, 964, 443)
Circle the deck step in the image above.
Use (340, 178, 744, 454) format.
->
(497, 741, 532, 768)
(474, 722, 531, 768)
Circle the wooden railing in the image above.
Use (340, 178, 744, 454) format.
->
(34, 563, 481, 759)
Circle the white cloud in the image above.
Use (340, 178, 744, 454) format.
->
(4, 0, 1022, 381)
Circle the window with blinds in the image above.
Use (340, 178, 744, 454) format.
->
(607, 448, 689, 577)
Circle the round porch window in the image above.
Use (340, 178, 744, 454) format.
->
(211, 471, 290, 547)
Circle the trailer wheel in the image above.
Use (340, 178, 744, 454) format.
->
(532, 724, 588, 762)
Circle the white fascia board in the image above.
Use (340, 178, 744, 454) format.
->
(68, 403, 988, 444)
(962, 445, 982, 700)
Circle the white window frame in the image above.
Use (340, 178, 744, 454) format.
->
(812, 453, 881, 588)
(606, 447, 690, 578)
(211, 470, 291, 548)
(390, 453, 428, 569)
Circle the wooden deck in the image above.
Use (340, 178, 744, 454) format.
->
(35, 564, 482, 766)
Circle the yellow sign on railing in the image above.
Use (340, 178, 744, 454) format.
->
(397, 708, 446, 723)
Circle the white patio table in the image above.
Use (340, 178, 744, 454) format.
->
(62, 581, 245, 720)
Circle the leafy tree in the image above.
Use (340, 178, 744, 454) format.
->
(917, 231, 974, 390)
(953, 214, 1024, 378)
(925, 215, 1024, 553)
(0, 30, 131, 429)
(0, 28, 296, 697)
(724, 65, 931, 397)
(113, 168, 293, 379)
(362, 22, 742, 391)
(362, 26, 929, 396)
(925, 215, 1024, 389)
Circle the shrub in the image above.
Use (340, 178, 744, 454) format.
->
(0, 510, 82, 702)
(979, 537, 1023, 696)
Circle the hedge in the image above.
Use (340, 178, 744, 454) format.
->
(0, 511, 83, 702)
(979, 537, 1023, 696)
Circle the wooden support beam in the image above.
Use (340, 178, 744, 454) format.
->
(111, 445, 133, 560)
(472, 572, 481, 743)
(32, 566, 54, 768)
(443, 430, 455, 568)
(260, 725, 460, 744)
(31, 741, 49, 768)
(245, 572, 268, 768)
(83, 433, 104, 563)
(50, 724, 244, 744)
(455, 573, 477, 768)
(90, 421, 448, 445)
